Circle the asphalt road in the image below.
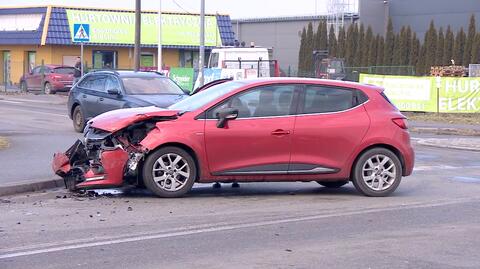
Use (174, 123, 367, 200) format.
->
(0, 94, 82, 184)
(1, 143, 480, 268)
(1, 93, 480, 268)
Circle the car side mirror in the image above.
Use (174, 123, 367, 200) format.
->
(182, 89, 190, 95)
(216, 107, 239, 128)
(107, 88, 121, 95)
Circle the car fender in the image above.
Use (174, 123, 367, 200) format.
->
(345, 135, 405, 176)
(139, 125, 210, 179)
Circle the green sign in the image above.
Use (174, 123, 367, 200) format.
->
(439, 77, 480, 113)
(359, 74, 437, 112)
(66, 9, 221, 46)
(170, 67, 194, 92)
(359, 74, 480, 113)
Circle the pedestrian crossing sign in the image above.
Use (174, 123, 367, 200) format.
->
(73, 24, 90, 42)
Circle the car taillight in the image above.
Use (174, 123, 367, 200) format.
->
(392, 118, 408, 129)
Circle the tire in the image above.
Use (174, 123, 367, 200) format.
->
(44, 82, 54, 94)
(352, 148, 402, 197)
(72, 106, 85, 133)
(142, 147, 197, 198)
(20, 81, 28, 92)
(317, 180, 349, 188)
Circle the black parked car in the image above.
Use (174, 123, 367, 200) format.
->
(68, 70, 188, 132)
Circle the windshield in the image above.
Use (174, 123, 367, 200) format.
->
(53, 67, 76, 74)
(169, 81, 246, 112)
(121, 77, 184, 95)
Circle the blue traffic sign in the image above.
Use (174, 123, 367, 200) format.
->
(73, 24, 90, 42)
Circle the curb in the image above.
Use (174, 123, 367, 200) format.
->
(0, 178, 64, 197)
(413, 138, 480, 152)
(411, 127, 480, 137)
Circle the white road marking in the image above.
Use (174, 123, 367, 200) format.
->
(0, 197, 478, 260)
(0, 100, 23, 104)
(4, 97, 66, 104)
(414, 165, 480, 171)
(0, 107, 68, 118)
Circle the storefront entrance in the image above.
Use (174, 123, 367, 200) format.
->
(93, 50, 117, 69)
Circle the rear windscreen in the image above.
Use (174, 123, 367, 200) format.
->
(53, 67, 76, 74)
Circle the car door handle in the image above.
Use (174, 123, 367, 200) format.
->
(271, 129, 290, 136)
(82, 94, 87, 98)
(99, 97, 104, 101)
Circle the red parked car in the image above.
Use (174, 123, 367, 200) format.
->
(53, 78, 414, 197)
(20, 65, 76, 94)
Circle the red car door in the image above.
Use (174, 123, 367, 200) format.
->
(204, 85, 297, 176)
(289, 84, 370, 176)
(25, 66, 42, 89)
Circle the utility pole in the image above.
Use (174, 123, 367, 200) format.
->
(134, 0, 141, 71)
(199, 0, 205, 86)
(157, 0, 163, 72)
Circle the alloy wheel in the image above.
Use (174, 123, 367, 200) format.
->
(361, 154, 397, 191)
(152, 153, 190, 192)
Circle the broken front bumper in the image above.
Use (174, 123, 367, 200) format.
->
(52, 127, 145, 190)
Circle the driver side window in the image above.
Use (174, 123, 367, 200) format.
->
(206, 85, 296, 119)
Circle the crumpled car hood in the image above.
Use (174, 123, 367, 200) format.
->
(89, 106, 179, 132)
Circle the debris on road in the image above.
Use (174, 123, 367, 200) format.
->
(0, 136, 9, 150)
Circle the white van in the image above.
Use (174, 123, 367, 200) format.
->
(208, 47, 272, 78)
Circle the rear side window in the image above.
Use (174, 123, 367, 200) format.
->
(380, 91, 398, 109)
(302, 86, 356, 114)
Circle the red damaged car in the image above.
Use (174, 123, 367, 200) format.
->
(53, 78, 414, 198)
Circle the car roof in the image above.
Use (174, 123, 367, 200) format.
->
(40, 64, 73, 68)
(231, 77, 384, 93)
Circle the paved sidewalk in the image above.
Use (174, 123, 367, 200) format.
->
(410, 120, 480, 136)
(413, 137, 480, 151)
(0, 92, 68, 105)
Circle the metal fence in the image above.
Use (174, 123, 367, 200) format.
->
(285, 65, 415, 82)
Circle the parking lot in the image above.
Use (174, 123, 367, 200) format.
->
(1, 93, 480, 268)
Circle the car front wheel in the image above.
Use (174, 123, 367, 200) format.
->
(142, 147, 197, 198)
(352, 148, 402, 197)
(72, 106, 85, 133)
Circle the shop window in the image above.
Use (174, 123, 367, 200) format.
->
(141, 54, 154, 67)
(179, 50, 199, 69)
(93, 50, 117, 69)
(25, 51, 36, 73)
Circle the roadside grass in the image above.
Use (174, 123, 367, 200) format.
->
(0, 136, 9, 150)
(404, 112, 480, 125)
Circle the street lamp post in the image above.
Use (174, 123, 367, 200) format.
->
(157, 0, 163, 72)
(199, 0, 205, 86)
(134, 0, 141, 71)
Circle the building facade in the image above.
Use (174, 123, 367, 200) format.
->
(359, 0, 480, 39)
(231, 15, 358, 76)
(0, 6, 235, 87)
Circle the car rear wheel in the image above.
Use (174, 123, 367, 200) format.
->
(317, 180, 349, 188)
(352, 148, 402, 197)
(44, 82, 54, 94)
(72, 106, 85, 133)
(143, 147, 197, 198)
